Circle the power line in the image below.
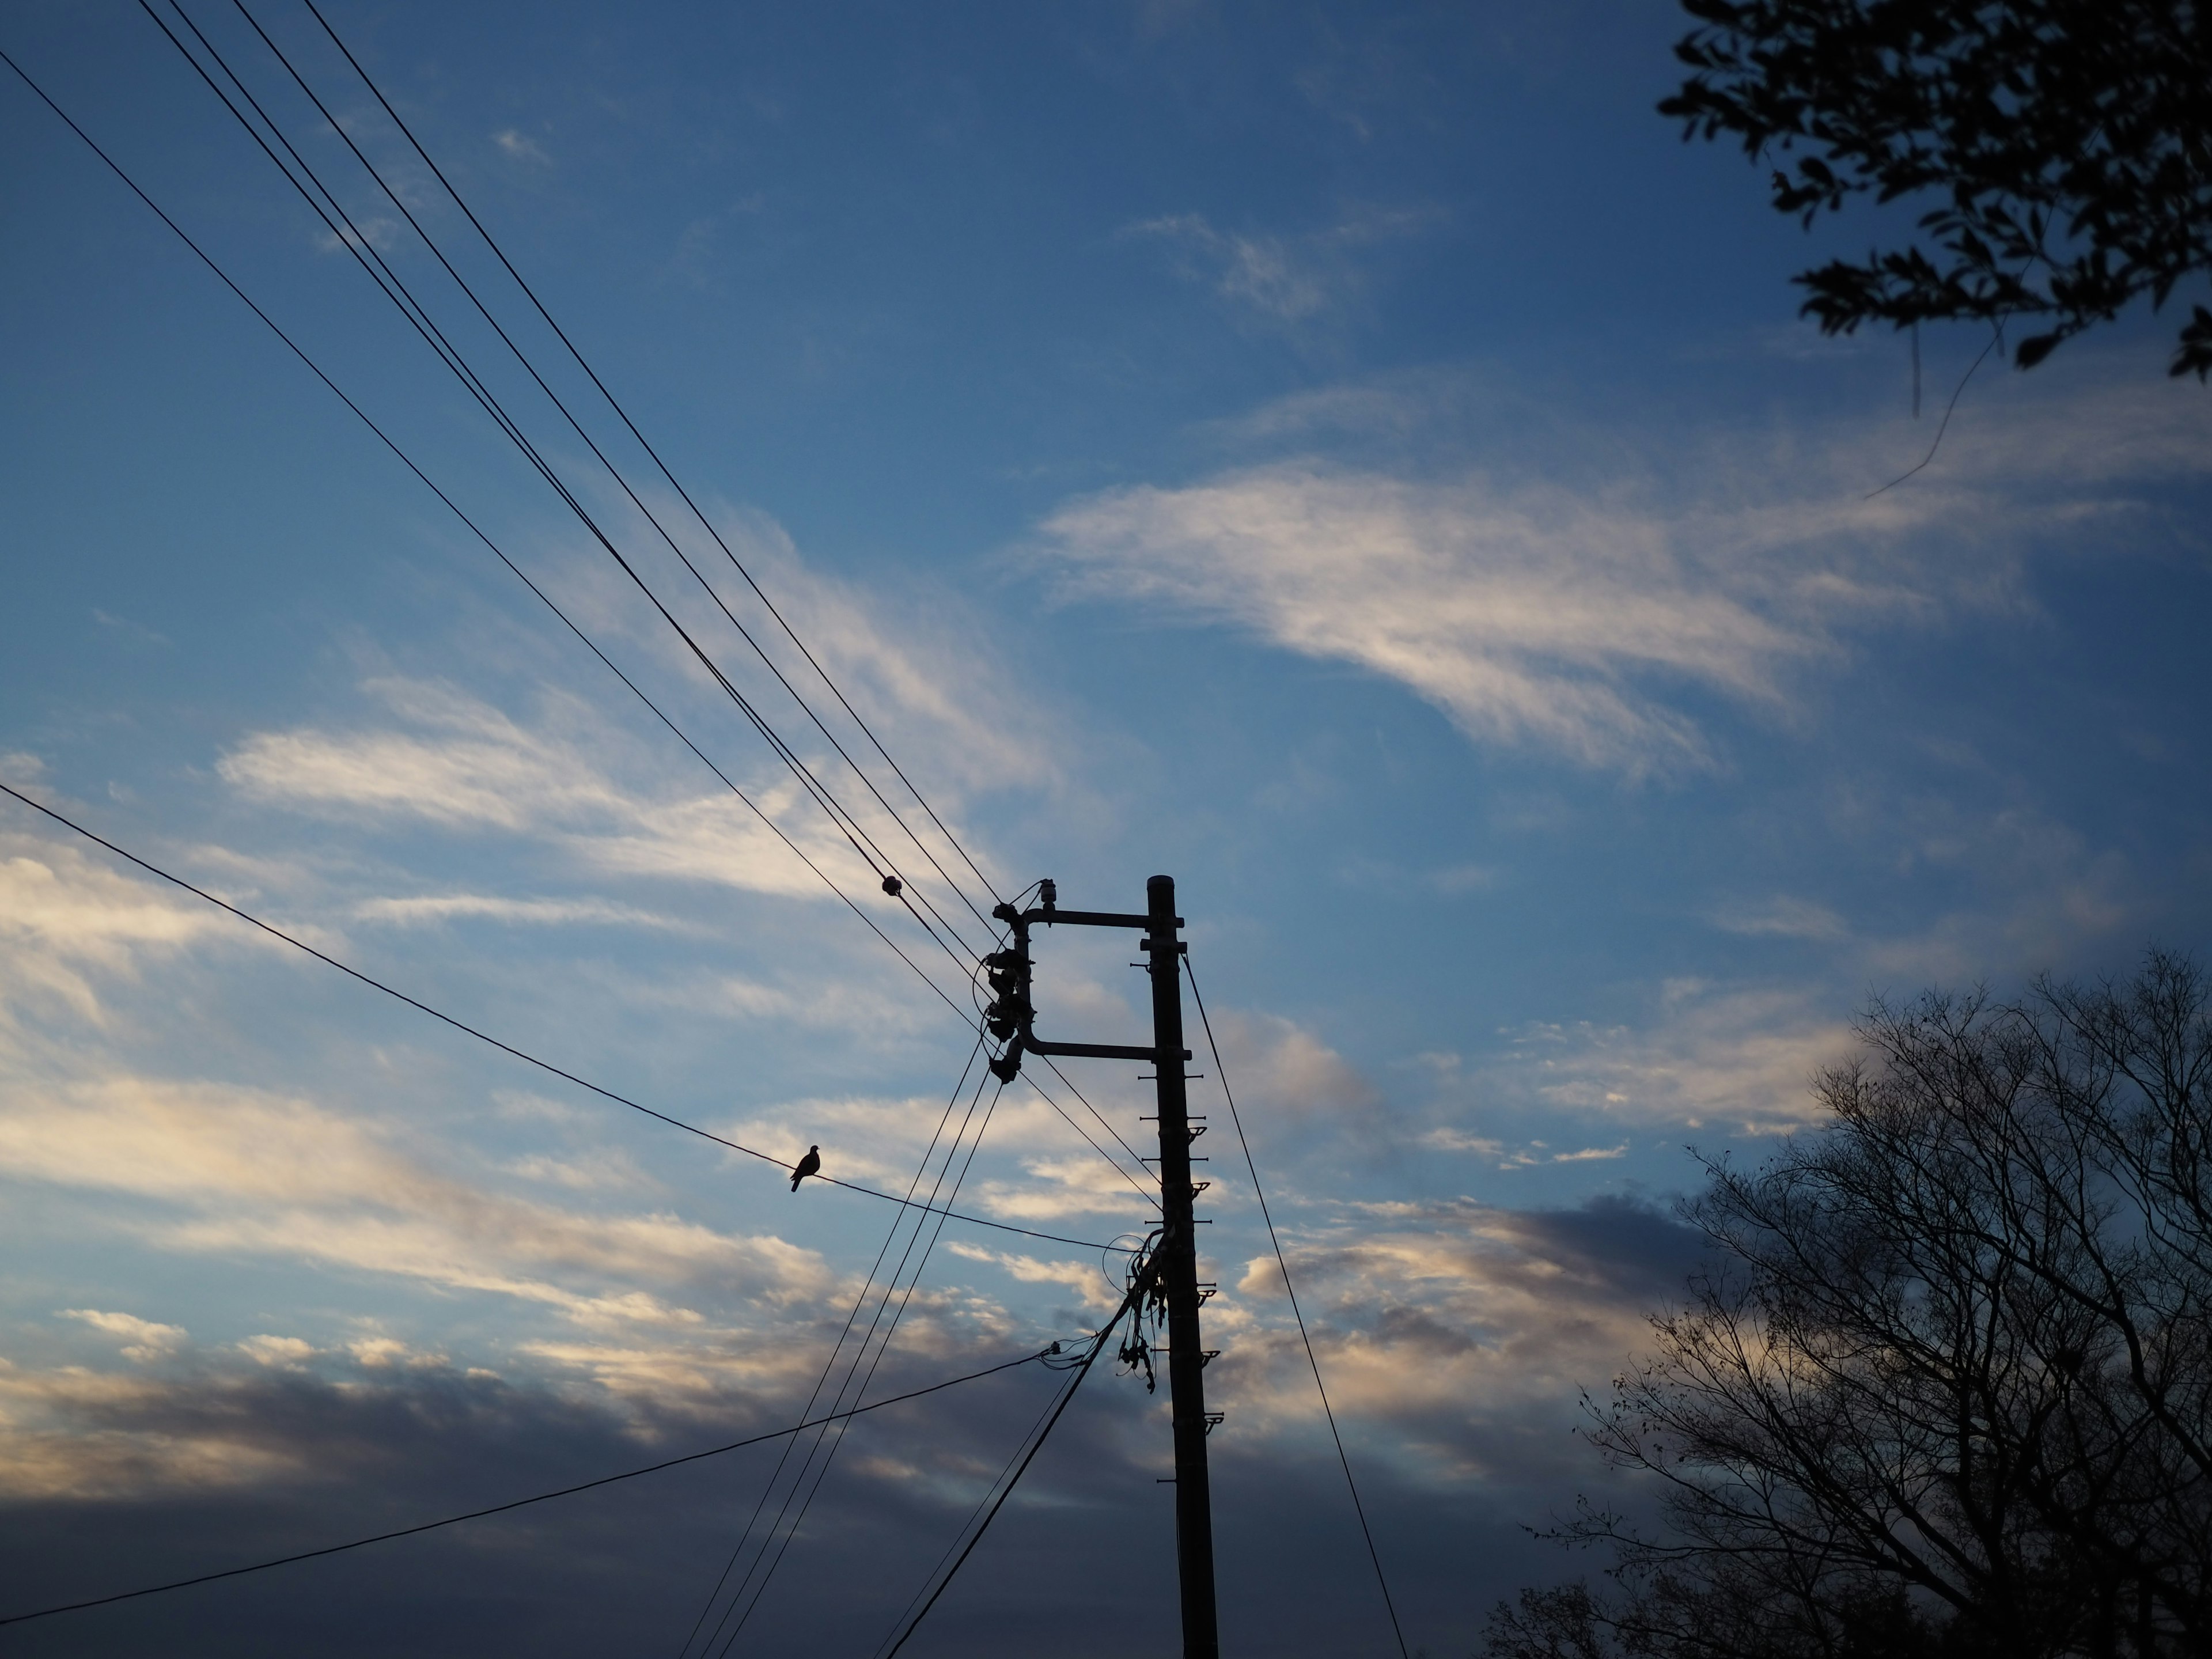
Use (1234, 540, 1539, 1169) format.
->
(298, 0, 1005, 919)
(676, 1048, 994, 1659)
(0, 1346, 1051, 1631)
(0, 39, 1160, 1234)
(0, 39, 984, 1033)
(151, 10, 1164, 1234)
(868, 1337, 1085, 1659)
(686, 1069, 999, 1657)
(0, 779, 1131, 1257)
(214, 0, 995, 957)
(877, 1255, 1151, 1659)
(142, 0, 983, 975)
(1184, 955, 1410, 1659)
(703, 1077, 1010, 1657)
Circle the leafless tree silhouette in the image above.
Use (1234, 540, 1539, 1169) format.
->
(1487, 950, 2212, 1659)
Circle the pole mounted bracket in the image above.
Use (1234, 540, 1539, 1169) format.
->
(984, 880, 1191, 1081)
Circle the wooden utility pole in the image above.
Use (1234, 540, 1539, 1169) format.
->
(986, 874, 1219, 1658)
(1144, 874, 1219, 1658)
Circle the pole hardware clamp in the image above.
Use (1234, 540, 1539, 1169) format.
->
(984, 880, 1191, 1082)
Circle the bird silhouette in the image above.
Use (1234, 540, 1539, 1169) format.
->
(790, 1145, 821, 1192)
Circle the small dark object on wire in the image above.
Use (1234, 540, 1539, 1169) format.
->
(790, 1146, 823, 1192)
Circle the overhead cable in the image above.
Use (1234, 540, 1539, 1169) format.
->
(0, 1347, 1051, 1630)
(1184, 955, 1410, 1659)
(0, 41, 1002, 1044)
(676, 1048, 994, 1659)
(298, 0, 1006, 919)
(700, 1078, 1009, 1657)
(141, 0, 985, 975)
(229, 0, 994, 958)
(877, 1253, 1152, 1658)
(0, 779, 1131, 1257)
(209, 0, 993, 956)
(0, 43, 1157, 1231)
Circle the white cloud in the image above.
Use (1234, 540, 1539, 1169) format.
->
(0, 838, 233, 1025)
(354, 893, 694, 930)
(1710, 896, 1850, 941)
(217, 678, 858, 901)
(61, 1309, 187, 1362)
(1203, 1195, 1704, 1483)
(0, 1071, 834, 1326)
(238, 1334, 316, 1368)
(1128, 213, 1330, 320)
(1037, 372, 2212, 776)
(1495, 980, 1853, 1132)
(1195, 1007, 1378, 1123)
(1124, 204, 1442, 323)
(493, 128, 551, 165)
(1417, 1127, 1502, 1156)
(944, 1241, 1122, 1312)
(1043, 461, 1819, 773)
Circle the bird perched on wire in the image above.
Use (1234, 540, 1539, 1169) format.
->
(790, 1145, 822, 1192)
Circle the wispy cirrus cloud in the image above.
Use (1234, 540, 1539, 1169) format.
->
(0, 837, 236, 1025)
(353, 893, 698, 930)
(1491, 980, 1853, 1133)
(0, 1070, 834, 1326)
(1124, 204, 1444, 322)
(1037, 369, 2212, 776)
(216, 677, 862, 902)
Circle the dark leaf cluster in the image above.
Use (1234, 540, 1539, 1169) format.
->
(1485, 950, 2212, 1659)
(1661, 1, 2212, 378)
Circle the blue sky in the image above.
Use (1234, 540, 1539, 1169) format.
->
(3, 2, 2211, 1654)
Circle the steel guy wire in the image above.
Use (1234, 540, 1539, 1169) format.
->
(1184, 953, 1411, 1659)
(300, 0, 1006, 921)
(143, 0, 984, 978)
(0, 44, 1158, 1229)
(0, 778, 1136, 1257)
(0, 1346, 1051, 1630)
(233, 0, 996, 951)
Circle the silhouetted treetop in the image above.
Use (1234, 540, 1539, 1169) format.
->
(1484, 949, 2212, 1659)
(1662, 1, 2212, 377)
